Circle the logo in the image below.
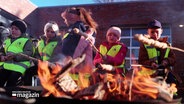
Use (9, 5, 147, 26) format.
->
(12, 91, 39, 99)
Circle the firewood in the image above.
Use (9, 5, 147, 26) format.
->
(55, 54, 86, 79)
(73, 82, 105, 99)
(56, 74, 79, 93)
(54, 54, 86, 94)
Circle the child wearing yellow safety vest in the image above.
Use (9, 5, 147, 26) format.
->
(23, 21, 63, 86)
(138, 19, 176, 84)
(0, 19, 34, 87)
(94, 26, 128, 76)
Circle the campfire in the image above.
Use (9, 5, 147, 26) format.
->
(37, 55, 180, 103)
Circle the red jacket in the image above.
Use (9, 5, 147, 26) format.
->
(93, 41, 127, 73)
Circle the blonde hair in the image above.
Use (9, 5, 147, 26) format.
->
(44, 21, 59, 36)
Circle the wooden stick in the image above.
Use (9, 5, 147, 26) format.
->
(17, 53, 55, 67)
(134, 34, 184, 53)
(72, 28, 102, 56)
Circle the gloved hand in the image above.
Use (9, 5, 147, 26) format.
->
(0, 55, 6, 61)
(5, 53, 15, 61)
(161, 60, 168, 67)
(100, 64, 115, 71)
(151, 62, 159, 69)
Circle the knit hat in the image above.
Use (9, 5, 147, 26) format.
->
(106, 26, 121, 40)
(44, 21, 59, 36)
(11, 19, 27, 33)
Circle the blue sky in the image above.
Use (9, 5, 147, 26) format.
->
(30, 0, 96, 7)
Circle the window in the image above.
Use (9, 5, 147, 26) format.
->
(120, 26, 172, 70)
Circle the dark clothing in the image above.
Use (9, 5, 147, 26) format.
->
(0, 69, 22, 86)
(61, 21, 87, 57)
(138, 39, 176, 67)
(138, 38, 176, 83)
(23, 64, 38, 86)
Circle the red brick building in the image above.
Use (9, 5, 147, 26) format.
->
(1, 0, 184, 83)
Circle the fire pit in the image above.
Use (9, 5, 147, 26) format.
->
(35, 55, 182, 104)
(1, 55, 182, 104)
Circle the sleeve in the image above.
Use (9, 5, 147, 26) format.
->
(49, 40, 63, 63)
(163, 48, 176, 67)
(85, 28, 96, 45)
(93, 46, 103, 66)
(14, 39, 34, 61)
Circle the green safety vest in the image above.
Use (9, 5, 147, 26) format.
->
(99, 44, 126, 73)
(2, 38, 31, 74)
(142, 44, 170, 75)
(38, 39, 58, 61)
(144, 44, 170, 63)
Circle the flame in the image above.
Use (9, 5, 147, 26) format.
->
(37, 59, 177, 102)
(37, 60, 65, 97)
(70, 64, 92, 89)
(132, 67, 159, 99)
(129, 66, 177, 101)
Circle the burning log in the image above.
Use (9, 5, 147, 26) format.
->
(55, 54, 86, 79)
(73, 82, 106, 100)
(56, 74, 79, 93)
(38, 54, 86, 97)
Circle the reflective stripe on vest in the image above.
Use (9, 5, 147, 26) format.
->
(143, 44, 170, 75)
(3, 38, 31, 74)
(144, 44, 170, 63)
(38, 39, 58, 61)
(0, 62, 4, 66)
(62, 33, 69, 40)
(99, 44, 125, 70)
(144, 44, 160, 63)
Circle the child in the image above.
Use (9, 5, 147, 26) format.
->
(138, 19, 176, 83)
(0, 19, 34, 87)
(23, 21, 63, 86)
(61, 7, 98, 72)
(94, 26, 128, 76)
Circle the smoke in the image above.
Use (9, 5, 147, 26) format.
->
(49, 53, 72, 67)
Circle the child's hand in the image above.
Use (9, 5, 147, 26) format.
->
(100, 64, 115, 71)
(151, 62, 159, 69)
(0, 56, 6, 61)
(6, 53, 15, 61)
(73, 28, 80, 34)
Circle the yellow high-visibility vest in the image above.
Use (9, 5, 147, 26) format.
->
(100, 44, 126, 73)
(141, 44, 170, 75)
(38, 39, 58, 61)
(3, 38, 31, 74)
